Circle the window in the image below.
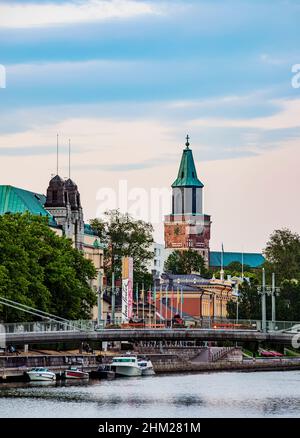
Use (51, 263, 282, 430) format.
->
(52, 190, 57, 202)
(181, 171, 184, 178)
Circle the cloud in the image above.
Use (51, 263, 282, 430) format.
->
(0, 0, 161, 29)
(189, 99, 300, 131)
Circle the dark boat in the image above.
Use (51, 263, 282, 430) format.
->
(90, 364, 115, 380)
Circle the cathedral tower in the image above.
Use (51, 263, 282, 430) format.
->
(164, 136, 211, 266)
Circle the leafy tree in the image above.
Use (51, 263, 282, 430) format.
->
(275, 280, 300, 321)
(90, 210, 154, 285)
(164, 249, 208, 276)
(0, 213, 96, 322)
(227, 278, 261, 320)
(264, 229, 300, 282)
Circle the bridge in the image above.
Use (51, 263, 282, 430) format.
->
(1, 296, 299, 346)
(3, 327, 296, 345)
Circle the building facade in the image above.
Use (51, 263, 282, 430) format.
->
(157, 273, 235, 321)
(0, 180, 104, 319)
(147, 242, 167, 277)
(164, 137, 211, 266)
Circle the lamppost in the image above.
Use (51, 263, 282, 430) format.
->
(257, 269, 280, 332)
(257, 268, 267, 332)
(111, 272, 115, 325)
(193, 278, 199, 324)
(97, 270, 103, 327)
(176, 279, 180, 314)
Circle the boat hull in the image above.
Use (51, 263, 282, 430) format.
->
(141, 368, 155, 376)
(112, 366, 142, 377)
(27, 372, 56, 381)
(64, 370, 89, 379)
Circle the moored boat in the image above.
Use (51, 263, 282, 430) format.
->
(26, 367, 56, 381)
(90, 364, 115, 380)
(64, 366, 89, 379)
(137, 358, 155, 376)
(110, 355, 142, 377)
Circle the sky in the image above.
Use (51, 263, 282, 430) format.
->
(0, 0, 300, 252)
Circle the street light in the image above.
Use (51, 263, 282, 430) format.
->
(257, 270, 280, 332)
(97, 270, 103, 328)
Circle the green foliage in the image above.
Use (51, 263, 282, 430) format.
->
(164, 249, 208, 276)
(264, 228, 300, 282)
(227, 278, 261, 320)
(0, 213, 96, 322)
(90, 210, 154, 285)
(275, 279, 300, 321)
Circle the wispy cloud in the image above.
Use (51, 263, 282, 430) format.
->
(0, 0, 161, 29)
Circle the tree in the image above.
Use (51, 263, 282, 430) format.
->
(264, 229, 300, 282)
(274, 280, 300, 321)
(227, 278, 261, 320)
(0, 213, 96, 322)
(164, 249, 208, 276)
(90, 210, 154, 285)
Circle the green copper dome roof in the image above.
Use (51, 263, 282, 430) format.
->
(172, 137, 204, 188)
(0, 185, 58, 227)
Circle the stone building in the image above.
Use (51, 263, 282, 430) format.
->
(0, 179, 104, 318)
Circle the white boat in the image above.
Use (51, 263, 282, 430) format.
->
(137, 358, 155, 376)
(64, 366, 89, 380)
(110, 355, 142, 377)
(26, 367, 56, 381)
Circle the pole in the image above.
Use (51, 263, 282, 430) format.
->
(160, 285, 163, 323)
(272, 272, 276, 326)
(170, 288, 173, 328)
(56, 133, 59, 175)
(176, 287, 179, 314)
(180, 287, 183, 318)
(165, 286, 168, 326)
(136, 283, 139, 319)
(153, 283, 156, 327)
(148, 287, 151, 327)
(97, 271, 103, 326)
(262, 268, 266, 333)
(111, 271, 115, 325)
(142, 283, 145, 324)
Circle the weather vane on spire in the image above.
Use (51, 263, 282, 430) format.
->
(185, 134, 190, 148)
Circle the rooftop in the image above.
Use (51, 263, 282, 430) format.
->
(172, 137, 204, 188)
(209, 251, 265, 269)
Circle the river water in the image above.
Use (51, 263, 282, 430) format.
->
(0, 371, 300, 418)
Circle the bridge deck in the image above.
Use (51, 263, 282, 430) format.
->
(4, 329, 295, 345)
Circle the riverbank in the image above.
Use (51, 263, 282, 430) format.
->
(1, 351, 300, 382)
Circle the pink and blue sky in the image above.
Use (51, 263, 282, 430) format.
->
(0, 0, 299, 252)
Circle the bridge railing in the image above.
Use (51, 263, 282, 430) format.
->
(2, 319, 96, 334)
(2, 318, 300, 334)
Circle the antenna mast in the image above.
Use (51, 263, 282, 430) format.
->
(68, 138, 71, 179)
(56, 133, 59, 175)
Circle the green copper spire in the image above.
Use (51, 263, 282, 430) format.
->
(171, 135, 204, 188)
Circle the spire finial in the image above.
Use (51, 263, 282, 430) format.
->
(185, 134, 190, 149)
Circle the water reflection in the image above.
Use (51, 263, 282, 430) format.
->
(0, 371, 300, 417)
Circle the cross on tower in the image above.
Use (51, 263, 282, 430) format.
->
(185, 134, 190, 148)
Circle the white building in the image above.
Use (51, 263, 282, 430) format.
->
(148, 242, 166, 277)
